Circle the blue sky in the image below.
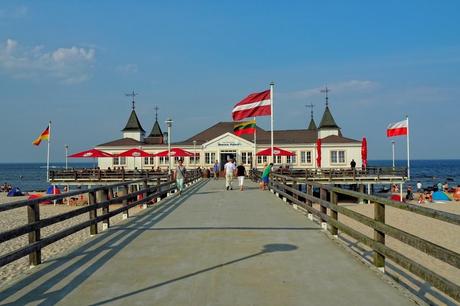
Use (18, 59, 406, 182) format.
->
(1, 1, 459, 162)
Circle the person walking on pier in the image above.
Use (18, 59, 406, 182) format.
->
(174, 159, 187, 195)
(261, 163, 273, 191)
(213, 160, 219, 180)
(236, 162, 246, 191)
(224, 158, 236, 190)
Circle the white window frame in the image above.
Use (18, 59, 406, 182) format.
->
(330, 150, 346, 164)
(113, 156, 127, 166)
(190, 153, 200, 164)
(286, 152, 296, 164)
(300, 151, 312, 164)
(205, 152, 216, 164)
(241, 152, 253, 165)
(257, 155, 268, 164)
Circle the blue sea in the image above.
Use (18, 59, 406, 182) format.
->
(0, 163, 93, 192)
(0, 160, 459, 192)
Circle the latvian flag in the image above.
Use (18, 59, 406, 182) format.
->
(386, 119, 408, 137)
(234, 120, 256, 136)
(232, 89, 271, 121)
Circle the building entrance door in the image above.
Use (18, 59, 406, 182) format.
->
(220, 151, 236, 170)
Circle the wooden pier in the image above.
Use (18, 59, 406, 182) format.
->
(1, 171, 458, 306)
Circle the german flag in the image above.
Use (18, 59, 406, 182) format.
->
(233, 120, 256, 136)
(32, 125, 50, 146)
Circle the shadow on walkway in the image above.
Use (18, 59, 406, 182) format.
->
(112, 226, 320, 231)
(89, 243, 298, 306)
(0, 180, 208, 306)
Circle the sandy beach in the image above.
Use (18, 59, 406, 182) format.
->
(0, 193, 144, 285)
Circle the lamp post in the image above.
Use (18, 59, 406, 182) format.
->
(165, 118, 173, 175)
(193, 140, 197, 167)
(392, 141, 395, 169)
(65, 145, 69, 170)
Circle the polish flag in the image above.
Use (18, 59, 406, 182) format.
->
(387, 119, 408, 137)
(232, 89, 271, 121)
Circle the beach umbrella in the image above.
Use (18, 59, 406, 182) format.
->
(316, 138, 321, 168)
(68, 149, 114, 167)
(256, 146, 294, 156)
(68, 149, 114, 158)
(117, 148, 154, 169)
(361, 137, 368, 169)
(154, 148, 194, 157)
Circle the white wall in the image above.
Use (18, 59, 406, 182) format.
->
(122, 131, 144, 142)
(318, 128, 339, 139)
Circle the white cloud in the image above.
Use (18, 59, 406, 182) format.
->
(0, 38, 96, 84)
(0, 5, 28, 19)
(285, 80, 379, 99)
(116, 64, 138, 74)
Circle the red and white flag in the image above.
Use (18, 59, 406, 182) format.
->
(386, 119, 408, 137)
(232, 89, 271, 121)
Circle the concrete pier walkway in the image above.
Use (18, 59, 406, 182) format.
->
(0, 179, 416, 306)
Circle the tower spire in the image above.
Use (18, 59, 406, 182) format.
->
(125, 90, 138, 110)
(320, 85, 330, 107)
(154, 106, 159, 121)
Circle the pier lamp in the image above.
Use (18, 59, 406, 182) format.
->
(165, 118, 173, 175)
(65, 145, 69, 170)
(193, 140, 197, 167)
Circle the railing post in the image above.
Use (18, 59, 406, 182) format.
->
(27, 202, 41, 266)
(143, 180, 148, 208)
(101, 189, 110, 230)
(122, 184, 129, 219)
(88, 191, 98, 236)
(307, 184, 313, 207)
(108, 187, 114, 200)
(329, 191, 338, 236)
(373, 201, 385, 270)
(320, 187, 328, 229)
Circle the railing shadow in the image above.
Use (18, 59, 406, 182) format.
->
(89, 243, 298, 306)
(339, 235, 457, 306)
(0, 180, 208, 306)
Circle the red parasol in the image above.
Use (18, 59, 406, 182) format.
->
(154, 148, 194, 157)
(316, 138, 321, 168)
(361, 137, 368, 169)
(117, 148, 153, 157)
(256, 147, 295, 156)
(68, 149, 114, 158)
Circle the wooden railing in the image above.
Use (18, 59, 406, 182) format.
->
(263, 172, 460, 302)
(49, 169, 172, 182)
(273, 166, 407, 181)
(0, 170, 202, 268)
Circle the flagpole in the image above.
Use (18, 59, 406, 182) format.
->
(253, 117, 257, 169)
(270, 82, 274, 164)
(406, 116, 410, 180)
(47, 121, 51, 182)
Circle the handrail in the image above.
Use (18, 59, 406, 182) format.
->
(262, 172, 460, 302)
(0, 170, 202, 268)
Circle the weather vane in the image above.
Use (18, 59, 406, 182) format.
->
(154, 106, 159, 121)
(125, 90, 138, 110)
(320, 85, 331, 106)
(305, 103, 314, 120)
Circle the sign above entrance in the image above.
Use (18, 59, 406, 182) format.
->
(218, 141, 242, 147)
